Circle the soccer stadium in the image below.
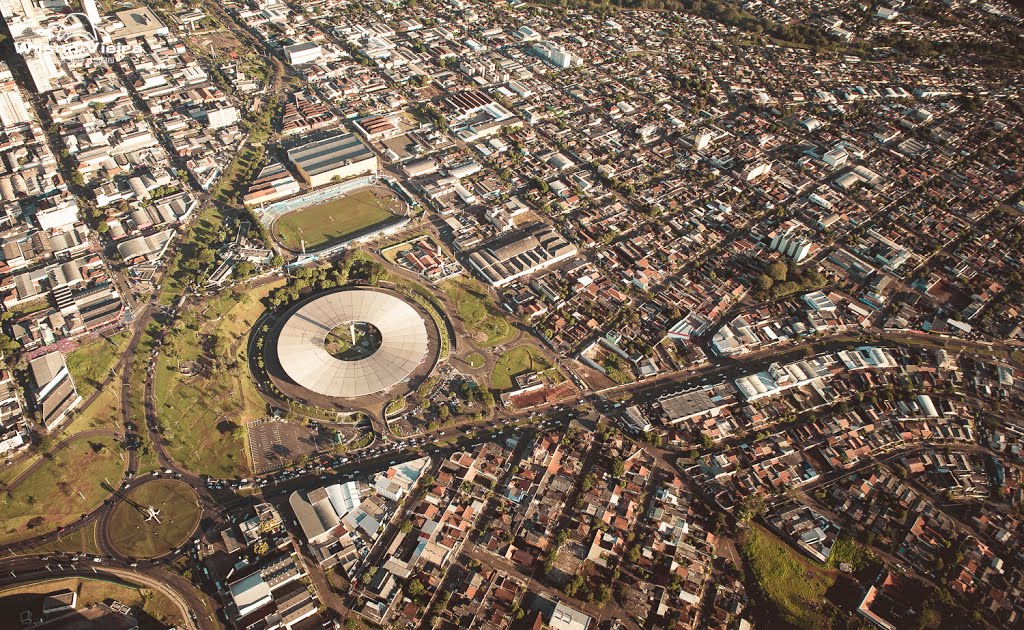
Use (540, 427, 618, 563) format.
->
(267, 288, 440, 403)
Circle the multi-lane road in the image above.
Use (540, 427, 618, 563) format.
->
(1, 262, 1019, 627)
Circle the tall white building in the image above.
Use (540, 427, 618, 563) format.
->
(0, 89, 31, 128)
(694, 129, 713, 151)
(0, 62, 32, 128)
(532, 41, 576, 69)
(0, 0, 36, 20)
(81, 0, 100, 25)
(22, 48, 61, 93)
(770, 225, 813, 263)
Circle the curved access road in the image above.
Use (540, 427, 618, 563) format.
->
(0, 554, 217, 630)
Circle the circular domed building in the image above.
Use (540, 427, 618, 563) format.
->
(265, 287, 440, 406)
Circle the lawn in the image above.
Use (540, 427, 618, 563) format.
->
(491, 345, 552, 390)
(65, 331, 131, 399)
(63, 386, 121, 435)
(23, 520, 100, 556)
(153, 281, 283, 478)
(466, 352, 485, 369)
(273, 189, 397, 251)
(0, 576, 182, 629)
(108, 480, 201, 559)
(742, 526, 836, 629)
(0, 437, 124, 545)
(440, 276, 515, 346)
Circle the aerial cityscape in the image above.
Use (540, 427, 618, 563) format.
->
(0, 0, 1022, 628)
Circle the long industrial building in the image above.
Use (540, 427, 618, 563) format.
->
(286, 132, 378, 188)
(467, 222, 578, 287)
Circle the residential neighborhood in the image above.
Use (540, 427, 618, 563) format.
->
(0, 0, 1022, 628)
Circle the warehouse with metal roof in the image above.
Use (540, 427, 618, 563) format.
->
(467, 222, 578, 287)
(276, 289, 429, 398)
(286, 131, 378, 187)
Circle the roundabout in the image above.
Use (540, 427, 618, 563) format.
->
(106, 480, 202, 560)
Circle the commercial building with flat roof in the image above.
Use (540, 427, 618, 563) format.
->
(661, 388, 728, 424)
(467, 222, 578, 287)
(284, 42, 322, 65)
(286, 131, 377, 187)
(28, 351, 81, 430)
(113, 7, 168, 40)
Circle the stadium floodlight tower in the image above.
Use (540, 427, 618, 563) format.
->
(144, 506, 162, 524)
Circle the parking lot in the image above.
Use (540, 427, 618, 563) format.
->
(249, 419, 326, 474)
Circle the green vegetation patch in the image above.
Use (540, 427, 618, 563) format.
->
(159, 206, 226, 305)
(742, 526, 836, 629)
(108, 480, 201, 559)
(385, 398, 406, 418)
(466, 352, 485, 369)
(0, 576, 182, 629)
(827, 535, 874, 572)
(0, 437, 124, 545)
(66, 331, 130, 399)
(440, 277, 514, 346)
(22, 520, 100, 556)
(63, 387, 121, 435)
(154, 282, 283, 478)
(273, 189, 397, 251)
(491, 345, 552, 390)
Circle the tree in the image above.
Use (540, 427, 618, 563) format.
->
(626, 544, 641, 563)
(234, 262, 255, 278)
(767, 261, 788, 282)
(611, 457, 625, 478)
(738, 492, 766, 522)
(565, 574, 584, 597)
(407, 580, 424, 597)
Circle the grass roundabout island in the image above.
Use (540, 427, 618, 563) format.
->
(107, 480, 201, 560)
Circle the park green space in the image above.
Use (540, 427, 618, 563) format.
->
(158, 206, 226, 306)
(22, 520, 100, 556)
(491, 345, 552, 390)
(108, 480, 201, 559)
(62, 386, 121, 435)
(153, 280, 284, 478)
(65, 331, 131, 400)
(742, 525, 837, 629)
(440, 276, 515, 346)
(0, 576, 182, 629)
(0, 437, 124, 545)
(273, 189, 397, 251)
(465, 352, 485, 369)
